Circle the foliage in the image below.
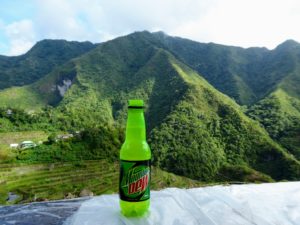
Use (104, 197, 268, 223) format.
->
(0, 160, 202, 205)
(0, 40, 95, 90)
(0, 148, 15, 162)
(0, 185, 8, 204)
(153, 32, 300, 105)
(216, 164, 274, 183)
(247, 89, 300, 160)
(0, 31, 300, 186)
(150, 103, 225, 181)
(149, 58, 300, 182)
(13, 126, 123, 163)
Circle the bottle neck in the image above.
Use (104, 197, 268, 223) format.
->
(125, 108, 146, 141)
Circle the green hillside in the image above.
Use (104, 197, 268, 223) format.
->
(248, 89, 300, 159)
(0, 160, 203, 204)
(1, 32, 299, 183)
(2, 32, 300, 108)
(0, 61, 79, 111)
(150, 32, 300, 168)
(0, 40, 95, 90)
(0, 131, 48, 150)
(149, 56, 300, 181)
(0, 86, 45, 110)
(246, 42, 300, 160)
(153, 32, 300, 105)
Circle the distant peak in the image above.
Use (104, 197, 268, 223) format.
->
(27, 39, 94, 56)
(34, 39, 93, 46)
(282, 39, 299, 45)
(152, 31, 167, 36)
(276, 39, 300, 50)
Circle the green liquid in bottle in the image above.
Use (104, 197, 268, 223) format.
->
(119, 100, 151, 217)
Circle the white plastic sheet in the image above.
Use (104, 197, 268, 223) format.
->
(66, 182, 300, 225)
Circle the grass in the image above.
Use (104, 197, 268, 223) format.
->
(247, 88, 300, 159)
(0, 86, 46, 111)
(0, 160, 203, 205)
(274, 89, 300, 118)
(0, 131, 48, 151)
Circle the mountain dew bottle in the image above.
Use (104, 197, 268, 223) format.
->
(119, 100, 151, 217)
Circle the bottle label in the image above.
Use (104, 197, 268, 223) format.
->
(119, 159, 150, 202)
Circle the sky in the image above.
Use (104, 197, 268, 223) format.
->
(0, 0, 300, 56)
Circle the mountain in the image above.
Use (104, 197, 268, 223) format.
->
(247, 89, 300, 159)
(148, 32, 300, 158)
(0, 31, 299, 183)
(0, 40, 96, 90)
(153, 32, 300, 105)
(245, 40, 300, 158)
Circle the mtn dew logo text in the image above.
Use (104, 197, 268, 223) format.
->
(127, 165, 149, 194)
(119, 159, 150, 202)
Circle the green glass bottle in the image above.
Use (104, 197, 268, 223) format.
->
(119, 100, 151, 217)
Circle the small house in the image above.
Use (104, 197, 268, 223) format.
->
(6, 109, 12, 116)
(10, 143, 19, 148)
(57, 134, 74, 140)
(20, 141, 36, 149)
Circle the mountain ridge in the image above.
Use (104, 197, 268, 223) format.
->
(0, 40, 96, 90)
(1, 31, 300, 183)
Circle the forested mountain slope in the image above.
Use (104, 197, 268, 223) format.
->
(0, 32, 299, 182)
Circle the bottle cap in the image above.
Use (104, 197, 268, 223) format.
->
(128, 99, 144, 109)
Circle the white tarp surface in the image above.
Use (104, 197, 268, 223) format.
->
(66, 182, 300, 225)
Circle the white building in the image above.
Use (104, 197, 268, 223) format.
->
(20, 141, 36, 149)
(10, 143, 19, 148)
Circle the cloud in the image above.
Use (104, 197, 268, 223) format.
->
(32, 0, 217, 43)
(1, 0, 300, 55)
(4, 19, 36, 56)
(33, 0, 88, 41)
(0, 19, 4, 29)
(170, 0, 300, 49)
